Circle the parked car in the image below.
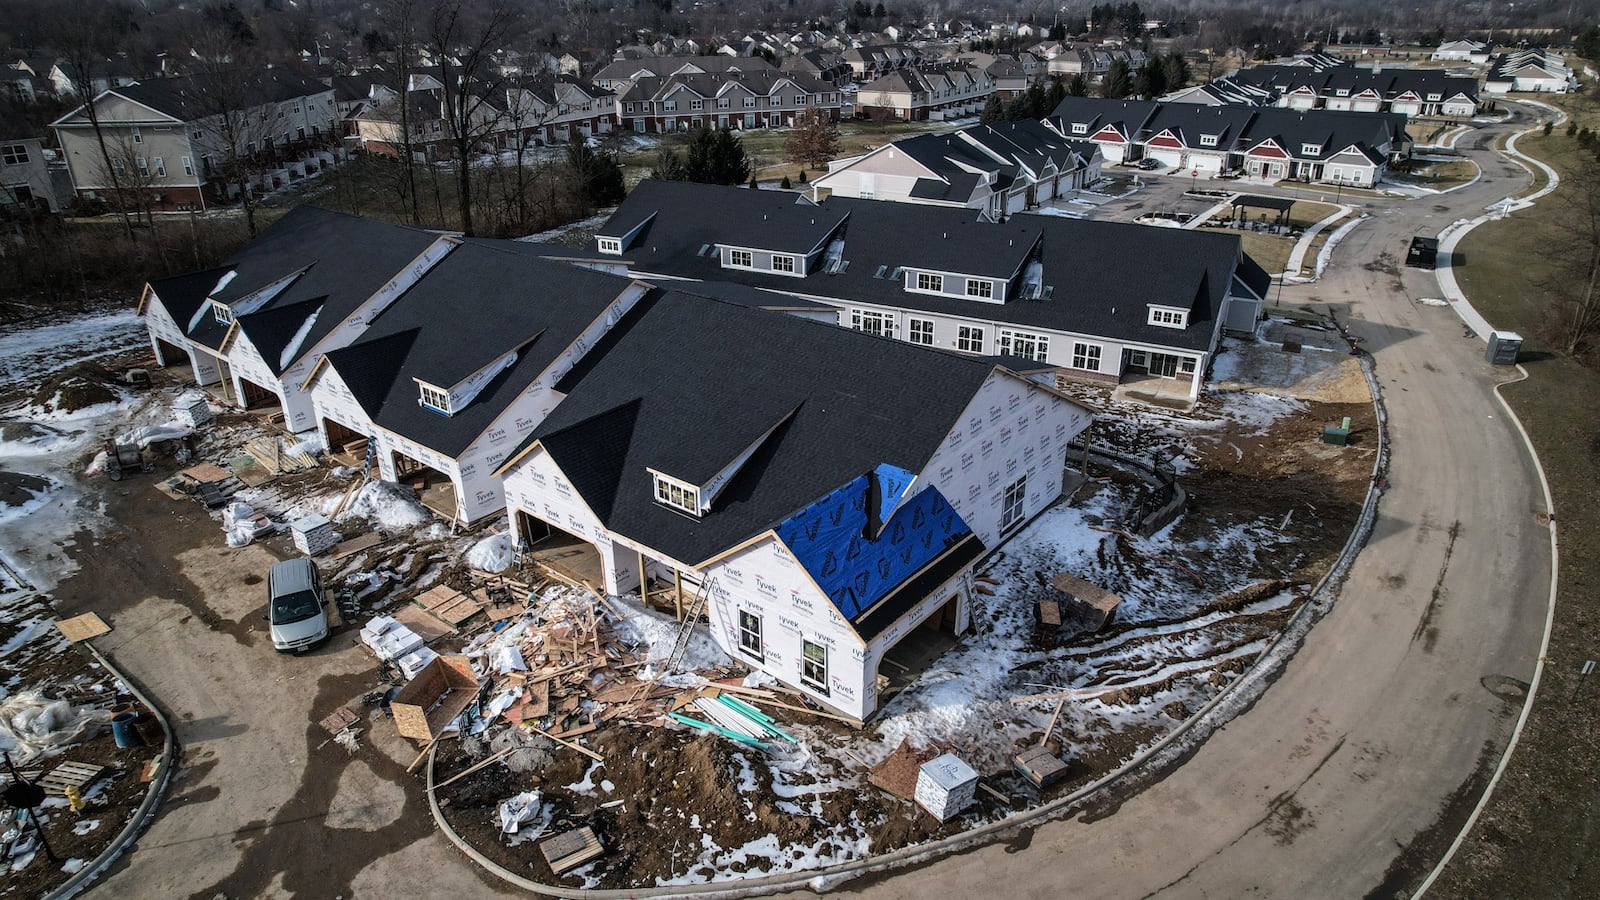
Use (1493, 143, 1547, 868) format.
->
(267, 557, 329, 652)
(1137, 158, 1162, 171)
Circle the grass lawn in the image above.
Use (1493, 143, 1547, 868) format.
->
(1425, 101, 1600, 898)
(1238, 231, 1293, 275)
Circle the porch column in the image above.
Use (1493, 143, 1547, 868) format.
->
(637, 550, 647, 602)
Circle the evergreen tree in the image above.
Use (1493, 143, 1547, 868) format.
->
(567, 142, 625, 206)
(685, 127, 753, 185)
(1135, 57, 1167, 99)
(1162, 51, 1190, 92)
(1101, 58, 1133, 98)
(1068, 74, 1088, 96)
(1579, 25, 1600, 64)
(781, 174, 792, 189)
(1023, 82, 1048, 118)
(1045, 78, 1068, 114)
(980, 94, 1005, 124)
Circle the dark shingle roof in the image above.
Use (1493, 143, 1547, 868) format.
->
(210, 205, 446, 372)
(112, 69, 331, 121)
(600, 181, 1244, 352)
(146, 266, 229, 335)
(321, 243, 636, 456)
(519, 291, 999, 566)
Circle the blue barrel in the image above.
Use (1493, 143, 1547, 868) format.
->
(111, 712, 143, 748)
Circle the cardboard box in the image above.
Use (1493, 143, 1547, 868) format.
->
(391, 655, 480, 742)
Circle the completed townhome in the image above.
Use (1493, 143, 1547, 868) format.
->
(52, 70, 338, 211)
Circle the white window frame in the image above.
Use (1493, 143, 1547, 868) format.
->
(1180, 356, 1198, 375)
(597, 237, 622, 254)
(914, 271, 944, 293)
(850, 308, 896, 337)
(181, 156, 194, 176)
(998, 329, 1050, 362)
(135, 156, 149, 176)
(1300, 143, 1322, 156)
(908, 317, 934, 346)
(1199, 134, 1218, 147)
(1071, 341, 1103, 371)
(1070, 122, 1087, 134)
(771, 254, 796, 273)
(1149, 307, 1187, 328)
(966, 279, 993, 299)
(743, 96, 756, 108)
(653, 473, 701, 516)
(727, 248, 754, 268)
(737, 609, 764, 660)
(956, 325, 985, 353)
(419, 383, 452, 414)
(154, 156, 166, 177)
(212, 302, 233, 325)
(801, 639, 829, 693)
(131, 126, 142, 144)
(1001, 475, 1027, 532)
(1, 144, 28, 165)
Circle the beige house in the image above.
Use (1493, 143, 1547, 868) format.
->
(0, 137, 57, 212)
(52, 71, 337, 211)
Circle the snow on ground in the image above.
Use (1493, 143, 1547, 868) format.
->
(330, 480, 431, 529)
(515, 210, 614, 244)
(0, 310, 146, 395)
(612, 599, 732, 675)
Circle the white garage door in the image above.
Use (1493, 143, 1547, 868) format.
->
(1148, 147, 1185, 168)
(1188, 154, 1224, 174)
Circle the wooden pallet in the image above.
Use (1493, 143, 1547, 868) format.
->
(39, 761, 106, 797)
(415, 586, 482, 627)
(329, 531, 385, 561)
(541, 826, 604, 875)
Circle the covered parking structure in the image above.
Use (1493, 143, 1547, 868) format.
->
(1231, 194, 1294, 232)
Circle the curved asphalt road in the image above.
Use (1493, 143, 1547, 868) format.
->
(860, 109, 1554, 899)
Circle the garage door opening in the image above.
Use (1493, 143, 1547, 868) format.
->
(237, 376, 280, 411)
(393, 451, 456, 519)
(515, 510, 605, 589)
(323, 419, 370, 468)
(153, 337, 189, 370)
(876, 593, 963, 705)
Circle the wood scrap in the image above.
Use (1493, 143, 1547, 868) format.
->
(429, 746, 515, 793)
(1039, 697, 1066, 748)
(527, 725, 603, 762)
(54, 612, 111, 642)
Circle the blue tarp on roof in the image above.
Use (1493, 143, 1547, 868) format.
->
(775, 463, 973, 622)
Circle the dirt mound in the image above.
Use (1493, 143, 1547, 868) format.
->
(29, 362, 121, 414)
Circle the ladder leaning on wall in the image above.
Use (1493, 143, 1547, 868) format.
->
(665, 576, 717, 674)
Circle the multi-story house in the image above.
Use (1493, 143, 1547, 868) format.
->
(1220, 61, 1481, 117)
(855, 64, 995, 121)
(592, 55, 777, 93)
(814, 119, 1099, 215)
(590, 179, 1270, 403)
(52, 70, 337, 211)
(0, 135, 58, 212)
(1049, 96, 1411, 187)
(615, 71, 839, 132)
(495, 289, 1093, 720)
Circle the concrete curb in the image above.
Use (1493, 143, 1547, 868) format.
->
(1284, 204, 1356, 276)
(427, 376, 1393, 897)
(46, 642, 179, 899)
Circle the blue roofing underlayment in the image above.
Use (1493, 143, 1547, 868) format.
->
(775, 463, 973, 622)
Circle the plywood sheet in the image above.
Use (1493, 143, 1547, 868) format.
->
(54, 612, 111, 642)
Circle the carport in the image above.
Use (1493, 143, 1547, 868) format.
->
(1231, 194, 1294, 231)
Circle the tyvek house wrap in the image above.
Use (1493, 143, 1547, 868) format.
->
(774, 463, 973, 622)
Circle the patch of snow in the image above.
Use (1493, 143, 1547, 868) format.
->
(71, 819, 100, 836)
(565, 759, 603, 796)
(612, 598, 732, 676)
(332, 480, 430, 529)
(0, 310, 146, 394)
(59, 857, 85, 874)
(467, 533, 515, 572)
(278, 307, 321, 370)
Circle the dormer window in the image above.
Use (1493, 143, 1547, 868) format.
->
(1149, 307, 1187, 328)
(419, 383, 452, 414)
(1427, 93, 1441, 101)
(915, 272, 943, 292)
(1336, 88, 1349, 96)
(1300, 144, 1322, 156)
(772, 254, 796, 273)
(653, 473, 701, 516)
(597, 237, 622, 254)
(212, 302, 233, 325)
(1071, 122, 1087, 134)
(966, 279, 993, 299)
(1199, 134, 1218, 147)
(728, 248, 753, 268)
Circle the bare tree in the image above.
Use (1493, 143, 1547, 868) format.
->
(45, 0, 138, 242)
(1545, 151, 1600, 356)
(424, 0, 521, 237)
(381, 0, 424, 225)
(183, 25, 284, 238)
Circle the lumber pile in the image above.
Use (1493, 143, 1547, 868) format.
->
(245, 436, 316, 476)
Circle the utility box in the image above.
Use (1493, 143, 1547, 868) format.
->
(1322, 416, 1353, 446)
(1406, 236, 1439, 269)
(1486, 330, 1523, 366)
